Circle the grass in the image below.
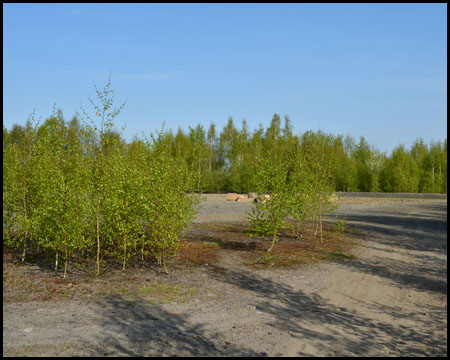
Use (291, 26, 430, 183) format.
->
(138, 283, 199, 305)
(261, 235, 357, 267)
(182, 220, 359, 269)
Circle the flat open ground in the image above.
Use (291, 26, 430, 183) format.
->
(3, 194, 447, 356)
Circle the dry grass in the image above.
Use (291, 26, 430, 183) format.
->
(179, 220, 359, 269)
(176, 239, 221, 265)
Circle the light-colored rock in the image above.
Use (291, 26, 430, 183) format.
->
(227, 193, 239, 201)
(236, 194, 252, 202)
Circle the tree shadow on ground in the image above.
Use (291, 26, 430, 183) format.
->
(334, 211, 446, 253)
(413, 202, 448, 214)
(199, 201, 447, 356)
(88, 295, 263, 357)
(323, 202, 447, 295)
(206, 265, 446, 356)
(343, 253, 446, 294)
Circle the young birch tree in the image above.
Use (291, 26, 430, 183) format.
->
(247, 149, 295, 253)
(80, 73, 126, 276)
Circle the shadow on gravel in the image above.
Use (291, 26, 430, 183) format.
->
(340, 212, 446, 252)
(344, 256, 447, 294)
(332, 205, 447, 295)
(206, 266, 446, 356)
(89, 295, 261, 357)
(413, 202, 448, 214)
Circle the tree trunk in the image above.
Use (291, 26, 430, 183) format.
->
(432, 166, 435, 191)
(22, 164, 27, 263)
(162, 254, 169, 275)
(64, 245, 68, 279)
(96, 210, 100, 276)
(122, 236, 127, 271)
(268, 230, 277, 253)
(209, 152, 212, 172)
(197, 159, 201, 191)
(319, 199, 323, 244)
(22, 237, 27, 263)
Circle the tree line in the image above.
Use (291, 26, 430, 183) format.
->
(129, 114, 446, 195)
(5, 110, 446, 197)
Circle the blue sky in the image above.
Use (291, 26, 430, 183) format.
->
(3, 3, 447, 154)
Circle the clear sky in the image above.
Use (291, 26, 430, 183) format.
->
(3, 3, 447, 154)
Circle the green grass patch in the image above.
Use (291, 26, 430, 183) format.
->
(204, 241, 222, 246)
(139, 283, 198, 304)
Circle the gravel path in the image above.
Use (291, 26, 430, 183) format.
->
(3, 195, 447, 356)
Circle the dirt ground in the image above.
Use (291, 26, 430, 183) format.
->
(3, 194, 447, 356)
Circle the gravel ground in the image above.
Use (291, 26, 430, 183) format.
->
(3, 194, 447, 356)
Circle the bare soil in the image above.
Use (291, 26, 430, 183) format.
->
(3, 194, 447, 356)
